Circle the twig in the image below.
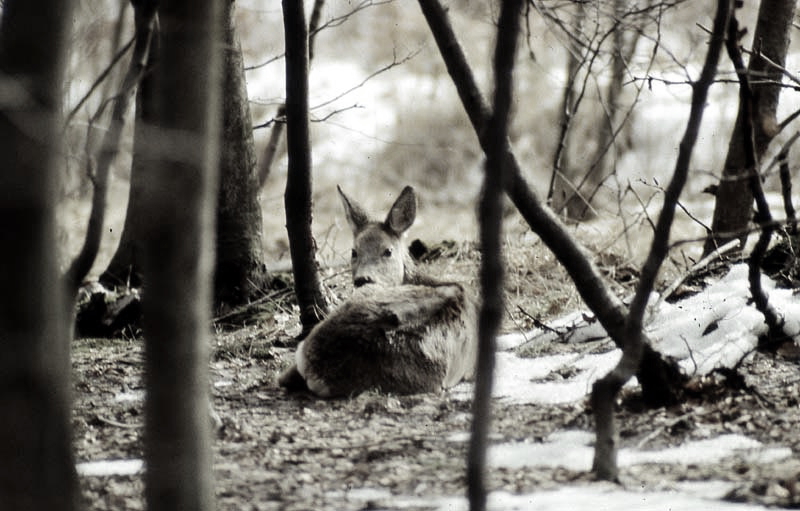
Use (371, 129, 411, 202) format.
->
(635, 411, 694, 449)
(96, 415, 141, 429)
(659, 239, 740, 303)
(245, 0, 394, 71)
(310, 49, 421, 113)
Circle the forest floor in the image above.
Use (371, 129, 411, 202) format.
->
(71, 240, 800, 510)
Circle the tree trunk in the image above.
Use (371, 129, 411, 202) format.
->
(139, 1, 220, 509)
(468, 2, 521, 509)
(704, 0, 795, 254)
(283, 0, 329, 335)
(215, 0, 269, 306)
(100, 9, 160, 290)
(0, 0, 79, 509)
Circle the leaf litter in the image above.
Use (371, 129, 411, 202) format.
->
(72, 245, 800, 510)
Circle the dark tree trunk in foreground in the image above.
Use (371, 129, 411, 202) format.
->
(139, 0, 220, 509)
(468, 2, 521, 509)
(283, 0, 329, 335)
(592, 0, 731, 480)
(100, 6, 160, 289)
(417, 0, 684, 407)
(216, 0, 269, 306)
(0, 0, 79, 509)
(705, 0, 795, 253)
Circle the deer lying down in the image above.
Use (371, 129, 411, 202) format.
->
(278, 186, 477, 398)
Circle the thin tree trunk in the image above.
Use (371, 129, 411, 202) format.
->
(0, 0, 79, 509)
(140, 0, 221, 509)
(216, 0, 269, 306)
(283, 0, 329, 335)
(592, 0, 731, 480)
(417, 0, 684, 406)
(548, 3, 586, 217)
(468, 2, 521, 509)
(705, 0, 796, 253)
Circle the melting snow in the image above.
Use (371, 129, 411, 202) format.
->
(455, 264, 799, 406)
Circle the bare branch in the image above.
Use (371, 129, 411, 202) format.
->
(64, 35, 135, 128)
(310, 49, 421, 113)
(245, 0, 394, 71)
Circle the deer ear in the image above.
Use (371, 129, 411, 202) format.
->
(385, 186, 416, 235)
(338, 185, 370, 234)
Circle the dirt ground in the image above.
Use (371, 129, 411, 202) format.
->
(71, 243, 800, 510)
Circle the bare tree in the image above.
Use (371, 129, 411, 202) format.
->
(139, 0, 221, 509)
(283, 0, 330, 336)
(705, 0, 796, 253)
(468, 2, 522, 509)
(417, 0, 684, 406)
(591, 0, 732, 480)
(0, 0, 79, 509)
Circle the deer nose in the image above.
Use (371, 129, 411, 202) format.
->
(354, 277, 374, 288)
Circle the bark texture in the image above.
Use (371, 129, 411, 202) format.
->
(0, 0, 79, 509)
(216, 0, 269, 306)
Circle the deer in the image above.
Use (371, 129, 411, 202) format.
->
(278, 185, 477, 398)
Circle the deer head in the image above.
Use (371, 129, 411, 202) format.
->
(337, 185, 416, 288)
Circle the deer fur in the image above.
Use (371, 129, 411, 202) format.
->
(278, 185, 477, 397)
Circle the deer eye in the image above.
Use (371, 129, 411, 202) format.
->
(351, 249, 357, 259)
(382, 248, 393, 258)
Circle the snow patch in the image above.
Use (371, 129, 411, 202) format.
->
(485, 431, 790, 472)
(76, 459, 143, 477)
